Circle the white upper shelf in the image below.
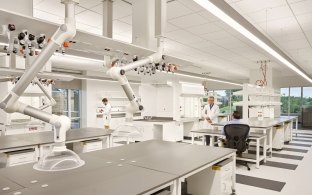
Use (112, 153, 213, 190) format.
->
(233, 101, 282, 106)
(233, 90, 281, 97)
(0, 9, 200, 70)
(0, 9, 153, 57)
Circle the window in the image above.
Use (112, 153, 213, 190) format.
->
(303, 87, 312, 107)
(52, 88, 81, 129)
(231, 89, 242, 113)
(289, 87, 301, 114)
(70, 89, 81, 128)
(215, 90, 230, 113)
(205, 89, 240, 114)
(280, 88, 289, 114)
(52, 89, 68, 116)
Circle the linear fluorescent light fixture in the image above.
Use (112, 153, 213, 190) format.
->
(53, 53, 105, 64)
(73, 75, 141, 85)
(174, 72, 243, 87)
(193, 0, 312, 83)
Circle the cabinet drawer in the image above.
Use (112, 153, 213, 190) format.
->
(3, 150, 37, 167)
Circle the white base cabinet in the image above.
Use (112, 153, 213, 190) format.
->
(188, 158, 233, 195)
(272, 125, 285, 150)
(133, 121, 184, 142)
(0, 149, 37, 168)
(73, 139, 104, 153)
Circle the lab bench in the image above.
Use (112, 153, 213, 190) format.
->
(131, 117, 201, 142)
(212, 116, 298, 157)
(0, 128, 113, 167)
(133, 118, 184, 142)
(191, 129, 267, 168)
(0, 140, 236, 195)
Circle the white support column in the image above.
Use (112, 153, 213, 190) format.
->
(102, 0, 113, 38)
(132, 0, 157, 49)
(155, 0, 167, 47)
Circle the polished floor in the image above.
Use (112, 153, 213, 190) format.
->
(114, 130, 312, 195)
(181, 130, 312, 195)
(235, 130, 312, 195)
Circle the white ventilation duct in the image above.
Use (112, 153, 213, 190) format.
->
(50, 55, 105, 72)
(0, 45, 105, 72)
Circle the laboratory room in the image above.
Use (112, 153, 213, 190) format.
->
(0, 0, 312, 195)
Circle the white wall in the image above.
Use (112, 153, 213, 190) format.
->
(156, 86, 173, 117)
(81, 78, 139, 128)
(139, 84, 175, 118)
(139, 84, 157, 116)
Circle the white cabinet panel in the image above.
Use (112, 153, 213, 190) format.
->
(162, 122, 183, 142)
(139, 85, 157, 116)
(156, 87, 173, 117)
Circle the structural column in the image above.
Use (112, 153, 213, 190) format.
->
(102, 0, 113, 38)
(132, 0, 157, 50)
(0, 0, 33, 16)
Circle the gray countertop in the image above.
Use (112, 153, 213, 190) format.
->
(0, 140, 235, 195)
(213, 116, 298, 128)
(133, 119, 174, 123)
(134, 117, 200, 123)
(0, 156, 177, 195)
(0, 177, 24, 195)
(0, 128, 113, 151)
(133, 117, 174, 123)
(81, 140, 190, 162)
(127, 142, 235, 176)
(82, 140, 235, 176)
(191, 129, 266, 138)
(0, 154, 114, 188)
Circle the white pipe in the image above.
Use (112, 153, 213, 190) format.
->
(50, 55, 105, 71)
(0, 0, 78, 147)
(121, 52, 163, 72)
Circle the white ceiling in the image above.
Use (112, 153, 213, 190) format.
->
(32, 0, 312, 82)
(225, 0, 312, 75)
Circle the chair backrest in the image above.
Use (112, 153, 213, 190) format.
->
(224, 124, 250, 153)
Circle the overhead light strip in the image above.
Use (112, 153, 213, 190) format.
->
(193, 0, 312, 83)
(53, 52, 105, 64)
(174, 72, 243, 86)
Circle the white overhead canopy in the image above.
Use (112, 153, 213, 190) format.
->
(12, 0, 312, 86)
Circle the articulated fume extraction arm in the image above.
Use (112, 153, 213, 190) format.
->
(107, 48, 164, 121)
(0, 0, 79, 157)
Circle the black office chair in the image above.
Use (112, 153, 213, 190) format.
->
(224, 124, 251, 171)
